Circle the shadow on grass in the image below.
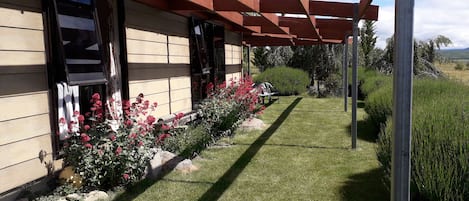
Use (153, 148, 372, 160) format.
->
(339, 167, 389, 201)
(346, 117, 380, 143)
(197, 97, 303, 201)
(234, 143, 348, 150)
(114, 97, 302, 201)
(357, 101, 365, 109)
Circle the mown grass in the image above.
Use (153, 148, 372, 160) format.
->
(115, 96, 387, 201)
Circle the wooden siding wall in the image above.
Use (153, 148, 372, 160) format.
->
(125, 0, 192, 118)
(0, 0, 55, 194)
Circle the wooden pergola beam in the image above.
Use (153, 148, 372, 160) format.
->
(213, 0, 260, 12)
(310, 1, 378, 20)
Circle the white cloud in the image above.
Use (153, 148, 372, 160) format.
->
(374, 0, 469, 49)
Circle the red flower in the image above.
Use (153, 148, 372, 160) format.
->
(110, 134, 116, 141)
(59, 117, 66, 124)
(161, 124, 170, 131)
(84, 143, 92, 149)
(73, 111, 80, 116)
(153, 102, 158, 108)
(138, 93, 144, 98)
(138, 141, 144, 147)
(175, 112, 184, 120)
(81, 133, 91, 143)
(128, 133, 137, 139)
(92, 93, 100, 100)
(77, 115, 85, 124)
(123, 173, 130, 180)
(157, 133, 171, 142)
(84, 125, 91, 131)
(125, 119, 133, 127)
(146, 115, 156, 125)
(115, 146, 122, 155)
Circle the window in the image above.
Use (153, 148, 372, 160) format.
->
(189, 18, 225, 107)
(53, 0, 107, 85)
(45, 0, 109, 156)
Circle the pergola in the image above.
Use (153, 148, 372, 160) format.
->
(135, 0, 378, 46)
(132, 1, 415, 200)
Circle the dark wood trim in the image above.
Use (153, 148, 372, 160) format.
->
(118, 0, 129, 100)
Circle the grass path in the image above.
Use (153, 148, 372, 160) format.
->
(115, 96, 388, 201)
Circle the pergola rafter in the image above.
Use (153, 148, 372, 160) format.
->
(135, 0, 378, 46)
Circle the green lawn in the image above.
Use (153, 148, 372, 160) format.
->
(114, 96, 388, 201)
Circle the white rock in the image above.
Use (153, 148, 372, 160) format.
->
(84, 190, 108, 201)
(239, 118, 265, 131)
(176, 159, 199, 173)
(66, 193, 82, 201)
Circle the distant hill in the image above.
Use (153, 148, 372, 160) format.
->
(439, 48, 469, 61)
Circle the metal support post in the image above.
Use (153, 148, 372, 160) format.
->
(391, 0, 414, 200)
(247, 45, 251, 76)
(343, 36, 349, 112)
(351, 4, 358, 149)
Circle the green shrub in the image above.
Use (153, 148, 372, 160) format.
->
(360, 73, 392, 96)
(373, 78, 469, 200)
(160, 125, 211, 159)
(454, 62, 464, 70)
(198, 76, 262, 140)
(254, 66, 309, 95)
(364, 84, 392, 127)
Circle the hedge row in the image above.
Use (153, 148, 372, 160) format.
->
(254, 66, 309, 95)
(361, 73, 469, 201)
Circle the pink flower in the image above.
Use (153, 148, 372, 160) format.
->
(73, 111, 80, 116)
(110, 134, 116, 141)
(153, 102, 158, 108)
(59, 117, 66, 124)
(138, 141, 144, 147)
(115, 146, 122, 155)
(123, 173, 130, 180)
(84, 125, 91, 131)
(81, 133, 91, 143)
(84, 143, 92, 149)
(146, 115, 156, 125)
(78, 115, 85, 124)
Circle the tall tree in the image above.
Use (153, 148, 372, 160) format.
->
(360, 20, 377, 69)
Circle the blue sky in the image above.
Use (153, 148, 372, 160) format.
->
(325, 0, 469, 49)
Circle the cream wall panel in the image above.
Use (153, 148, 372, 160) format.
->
(0, 92, 49, 122)
(127, 54, 168, 63)
(150, 103, 170, 118)
(169, 56, 190, 64)
(170, 76, 190, 90)
(129, 79, 169, 97)
(0, 7, 43, 30)
(0, 154, 53, 193)
(171, 88, 191, 101)
(0, 27, 44, 51)
(126, 27, 167, 43)
(171, 99, 192, 113)
(0, 114, 50, 145)
(143, 92, 170, 105)
(0, 134, 52, 169)
(0, 51, 45, 66)
(168, 36, 188, 45)
(126, 39, 167, 55)
(168, 44, 189, 56)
